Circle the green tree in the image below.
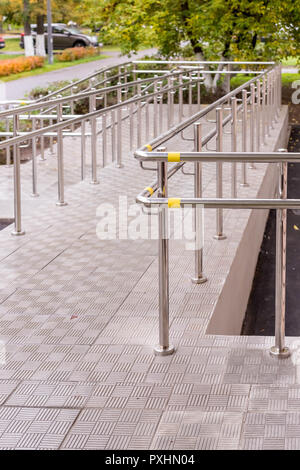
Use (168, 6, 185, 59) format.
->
(94, 0, 299, 61)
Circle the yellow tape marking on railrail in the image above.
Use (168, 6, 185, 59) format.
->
(168, 198, 181, 209)
(146, 144, 152, 151)
(168, 152, 180, 162)
(145, 186, 154, 196)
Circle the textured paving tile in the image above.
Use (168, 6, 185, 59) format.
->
(0, 92, 291, 450)
(0, 407, 80, 449)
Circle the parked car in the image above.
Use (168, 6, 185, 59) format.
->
(0, 37, 5, 49)
(20, 23, 98, 50)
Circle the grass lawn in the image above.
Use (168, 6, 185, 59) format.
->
(281, 56, 299, 67)
(231, 73, 300, 89)
(1, 38, 22, 52)
(101, 45, 121, 52)
(0, 53, 109, 82)
(0, 53, 23, 60)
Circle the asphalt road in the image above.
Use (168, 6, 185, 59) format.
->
(1, 48, 156, 99)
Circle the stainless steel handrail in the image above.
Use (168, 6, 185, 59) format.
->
(133, 64, 286, 358)
(0, 60, 283, 358)
(0, 66, 205, 120)
(35, 61, 133, 102)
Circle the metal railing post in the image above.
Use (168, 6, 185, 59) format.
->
(39, 118, 45, 161)
(278, 64, 282, 115)
(124, 65, 128, 101)
(31, 117, 39, 197)
(116, 84, 123, 168)
(268, 72, 272, 133)
(170, 88, 174, 128)
(89, 90, 99, 184)
(145, 92, 150, 140)
(270, 148, 290, 358)
(226, 63, 231, 94)
(197, 70, 201, 108)
(266, 73, 270, 135)
(179, 73, 183, 121)
(137, 79, 142, 147)
(153, 76, 158, 137)
(256, 78, 261, 154)
(158, 82, 163, 134)
(191, 122, 207, 284)
(167, 76, 171, 128)
(231, 97, 237, 198)
(155, 147, 174, 356)
(262, 75, 267, 145)
(104, 71, 108, 107)
(11, 114, 25, 236)
(214, 107, 226, 240)
(49, 117, 54, 154)
(241, 89, 249, 187)
(189, 71, 193, 116)
(102, 113, 107, 167)
(274, 71, 278, 123)
(56, 102, 67, 206)
(111, 110, 116, 163)
(129, 103, 134, 150)
(249, 83, 256, 170)
(70, 85, 77, 133)
(5, 116, 10, 165)
(81, 120, 86, 181)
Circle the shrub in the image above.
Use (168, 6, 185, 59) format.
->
(57, 46, 101, 62)
(0, 56, 44, 77)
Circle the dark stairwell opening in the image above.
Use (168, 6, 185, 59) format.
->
(242, 126, 300, 336)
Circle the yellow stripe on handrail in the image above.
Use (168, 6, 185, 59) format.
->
(145, 186, 154, 195)
(168, 198, 181, 208)
(168, 152, 180, 162)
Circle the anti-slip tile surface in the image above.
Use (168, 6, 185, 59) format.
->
(0, 101, 292, 449)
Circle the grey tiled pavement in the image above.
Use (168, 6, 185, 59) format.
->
(0, 100, 295, 449)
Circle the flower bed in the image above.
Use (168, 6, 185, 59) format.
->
(0, 56, 44, 77)
(57, 46, 101, 62)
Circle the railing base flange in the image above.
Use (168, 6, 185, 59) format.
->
(31, 193, 39, 198)
(154, 345, 175, 356)
(240, 183, 250, 187)
(269, 346, 291, 358)
(191, 276, 208, 284)
(56, 201, 68, 207)
(11, 230, 25, 236)
(213, 234, 227, 240)
(90, 181, 100, 185)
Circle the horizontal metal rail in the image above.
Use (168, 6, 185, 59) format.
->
(133, 59, 275, 66)
(35, 61, 133, 102)
(137, 196, 300, 210)
(133, 63, 286, 357)
(135, 151, 300, 163)
(0, 66, 204, 120)
(0, 77, 205, 150)
(136, 66, 275, 153)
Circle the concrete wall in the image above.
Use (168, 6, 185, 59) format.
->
(207, 106, 289, 335)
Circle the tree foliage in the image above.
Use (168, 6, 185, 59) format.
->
(0, 0, 299, 62)
(94, 0, 300, 60)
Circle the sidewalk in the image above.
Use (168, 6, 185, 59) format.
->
(2, 48, 156, 100)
